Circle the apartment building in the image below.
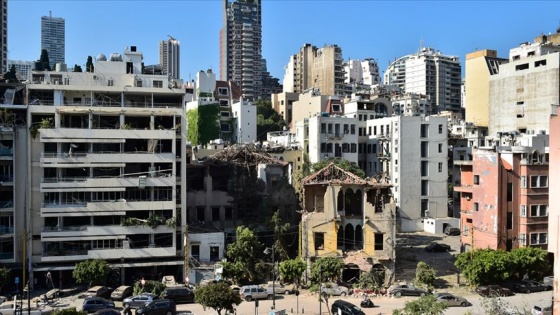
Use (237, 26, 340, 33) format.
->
(0, 0, 6, 74)
(7, 60, 34, 80)
(283, 44, 346, 97)
(384, 47, 461, 113)
(26, 46, 187, 287)
(343, 58, 381, 86)
(159, 36, 180, 80)
(271, 91, 299, 126)
(300, 162, 396, 285)
(456, 133, 549, 252)
(41, 12, 65, 67)
(366, 116, 452, 232)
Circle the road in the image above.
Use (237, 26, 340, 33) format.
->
(175, 290, 553, 315)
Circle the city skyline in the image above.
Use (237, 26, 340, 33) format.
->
(7, 1, 560, 84)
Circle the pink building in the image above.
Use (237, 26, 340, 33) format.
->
(549, 114, 560, 313)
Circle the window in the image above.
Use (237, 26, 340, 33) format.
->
(521, 176, 527, 188)
(420, 124, 429, 138)
(520, 205, 526, 217)
(507, 212, 513, 229)
(321, 123, 327, 133)
(153, 80, 163, 88)
(374, 233, 384, 250)
(438, 124, 443, 134)
(314, 232, 325, 250)
(507, 183, 513, 201)
(220, 111, 231, 118)
(535, 59, 547, 67)
(518, 233, 526, 245)
(421, 180, 428, 196)
(438, 162, 443, 173)
(212, 207, 220, 221)
(421, 161, 429, 176)
(530, 175, 548, 188)
(332, 104, 341, 112)
(474, 175, 480, 185)
(351, 143, 357, 153)
(515, 63, 529, 71)
(210, 246, 219, 261)
(530, 232, 547, 245)
(136, 80, 143, 87)
(474, 202, 479, 211)
(225, 207, 232, 220)
(421, 141, 428, 157)
(320, 143, 327, 153)
(196, 207, 205, 221)
(438, 143, 443, 153)
(350, 125, 356, 134)
(530, 204, 548, 217)
(218, 87, 229, 95)
(191, 244, 200, 260)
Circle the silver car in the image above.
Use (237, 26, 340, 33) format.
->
(122, 293, 157, 308)
(320, 283, 349, 296)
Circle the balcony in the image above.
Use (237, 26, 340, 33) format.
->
(41, 200, 175, 216)
(454, 184, 473, 193)
(39, 128, 178, 142)
(325, 133, 342, 140)
(41, 152, 175, 166)
(0, 226, 14, 234)
(41, 246, 175, 262)
(453, 160, 473, 166)
(40, 176, 175, 191)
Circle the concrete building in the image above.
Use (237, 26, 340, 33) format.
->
(26, 46, 187, 287)
(390, 92, 430, 117)
(220, 0, 262, 101)
(271, 91, 299, 126)
(290, 88, 342, 131)
(159, 36, 180, 80)
(488, 38, 560, 135)
(464, 49, 507, 127)
(548, 110, 560, 314)
(7, 60, 34, 81)
(456, 133, 549, 252)
(231, 100, 257, 143)
(343, 58, 381, 86)
(366, 116, 452, 232)
(300, 163, 396, 285)
(384, 47, 461, 113)
(283, 44, 346, 97)
(0, 0, 6, 74)
(41, 12, 65, 67)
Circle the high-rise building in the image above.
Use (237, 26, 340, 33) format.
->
(220, 0, 262, 101)
(41, 12, 65, 67)
(344, 58, 381, 86)
(160, 36, 180, 80)
(0, 0, 7, 74)
(283, 43, 346, 96)
(384, 47, 461, 113)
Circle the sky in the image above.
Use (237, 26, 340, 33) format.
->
(8, 1, 560, 83)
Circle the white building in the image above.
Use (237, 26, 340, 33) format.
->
(366, 116, 453, 232)
(231, 100, 257, 143)
(41, 12, 65, 67)
(26, 45, 187, 286)
(295, 114, 359, 164)
(7, 60, 34, 80)
(159, 37, 180, 80)
(391, 93, 430, 117)
(344, 58, 381, 86)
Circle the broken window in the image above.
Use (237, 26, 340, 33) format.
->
(374, 233, 384, 250)
(314, 232, 325, 250)
(515, 63, 529, 71)
(212, 207, 220, 221)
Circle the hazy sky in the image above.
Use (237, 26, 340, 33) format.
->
(8, 0, 560, 82)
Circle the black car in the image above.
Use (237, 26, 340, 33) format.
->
(512, 280, 551, 293)
(424, 243, 451, 252)
(81, 297, 116, 313)
(388, 284, 429, 297)
(136, 299, 176, 315)
(475, 284, 514, 297)
(444, 227, 461, 236)
(162, 286, 195, 304)
(331, 300, 365, 315)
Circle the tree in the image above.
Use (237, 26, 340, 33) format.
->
(51, 308, 87, 315)
(132, 279, 165, 297)
(455, 249, 512, 286)
(39, 49, 51, 71)
(508, 247, 550, 280)
(72, 259, 110, 287)
(0, 266, 10, 292)
(255, 99, 285, 141)
(222, 226, 264, 284)
(73, 65, 83, 72)
(86, 56, 94, 73)
(269, 210, 291, 261)
(279, 259, 306, 287)
(392, 295, 447, 315)
(310, 257, 345, 284)
(414, 261, 436, 290)
(3, 65, 18, 83)
(195, 282, 241, 315)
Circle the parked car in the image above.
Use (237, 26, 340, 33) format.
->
(512, 280, 551, 293)
(320, 283, 349, 297)
(81, 297, 116, 313)
(389, 284, 429, 297)
(261, 282, 296, 295)
(123, 293, 158, 308)
(424, 243, 451, 252)
(435, 293, 470, 307)
(230, 285, 241, 295)
(542, 276, 553, 288)
(136, 299, 176, 315)
(444, 227, 461, 236)
(475, 284, 514, 297)
(240, 285, 272, 302)
(162, 286, 195, 304)
(330, 300, 365, 315)
(110, 286, 133, 301)
(85, 286, 112, 299)
(93, 309, 121, 315)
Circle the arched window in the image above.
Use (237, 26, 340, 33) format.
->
(355, 225, 363, 249)
(344, 188, 354, 213)
(337, 190, 344, 212)
(344, 224, 354, 250)
(337, 225, 344, 250)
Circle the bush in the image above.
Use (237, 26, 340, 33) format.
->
(132, 280, 166, 297)
(51, 308, 87, 315)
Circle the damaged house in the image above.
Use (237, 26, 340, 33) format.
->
(300, 162, 396, 285)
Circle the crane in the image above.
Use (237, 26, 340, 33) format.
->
(167, 35, 176, 41)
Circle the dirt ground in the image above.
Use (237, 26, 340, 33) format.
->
(394, 232, 470, 294)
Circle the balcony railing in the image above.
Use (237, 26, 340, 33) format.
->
(42, 225, 88, 232)
(42, 177, 87, 183)
(29, 99, 183, 109)
(0, 226, 14, 233)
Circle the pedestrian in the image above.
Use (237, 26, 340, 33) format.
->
(123, 304, 132, 315)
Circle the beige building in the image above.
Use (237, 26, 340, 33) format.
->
(465, 49, 507, 127)
(290, 89, 342, 130)
(271, 91, 299, 126)
(283, 44, 346, 97)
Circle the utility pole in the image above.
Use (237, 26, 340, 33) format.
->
(318, 264, 322, 315)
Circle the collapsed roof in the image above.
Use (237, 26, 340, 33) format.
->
(202, 145, 288, 167)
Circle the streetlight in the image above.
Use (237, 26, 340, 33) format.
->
(263, 246, 275, 310)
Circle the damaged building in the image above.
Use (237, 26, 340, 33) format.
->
(300, 162, 396, 285)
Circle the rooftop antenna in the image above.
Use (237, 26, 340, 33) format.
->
(49, 11, 52, 18)
(419, 38, 424, 52)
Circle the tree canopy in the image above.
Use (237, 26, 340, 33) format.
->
(414, 261, 436, 290)
(72, 259, 110, 287)
(307, 158, 365, 178)
(73, 65, 83, 72)
(279, 258, 306, 287)
(195, 282, 241, 315)
(255, 99, 285, 141)
(86, 56, 94, 73)
(310, 257, 345, 284)
(0, 266, 10, 291)
(3, 65, 18, 83)
(132, 279, 166, 297)
(39, 49, 51, 71)
(392, 295, 447, 315)
(223, 226, 264, 284)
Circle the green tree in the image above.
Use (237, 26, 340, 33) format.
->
(455, 249, 512, 286)
(223, 226, 264, 284)
(310, 257, 345, 284)
(132, 279, 166, 297)
(86, 56, 94, 73)
(0, 266, 10, 292)
(51, 308, 87, 315)
(508, 247, 550, 280)
(414, 261, 436, 290)
(268, 210, 291, 261)
(39, 49, 51, 71)
(186, 105, 220, 146)
(3, 65, 18, 83)
(73, 65, 83, 72)
(279, 259, 306, 287)
(195, 282, 241, 315)
(255, 99, 285, 141)
(392, 295, 447, 315)
(72, 259, 110, 287)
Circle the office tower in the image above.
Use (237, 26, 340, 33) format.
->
(283, 43, 345, 96)
(41, 12, 65, 67)
(0, 0, 6, 73)
(384, 47, 461, 113)
(160, 36, 180, 80)
(220, 0, 262, 101)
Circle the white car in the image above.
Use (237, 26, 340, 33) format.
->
(320, 283, 349, 296)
